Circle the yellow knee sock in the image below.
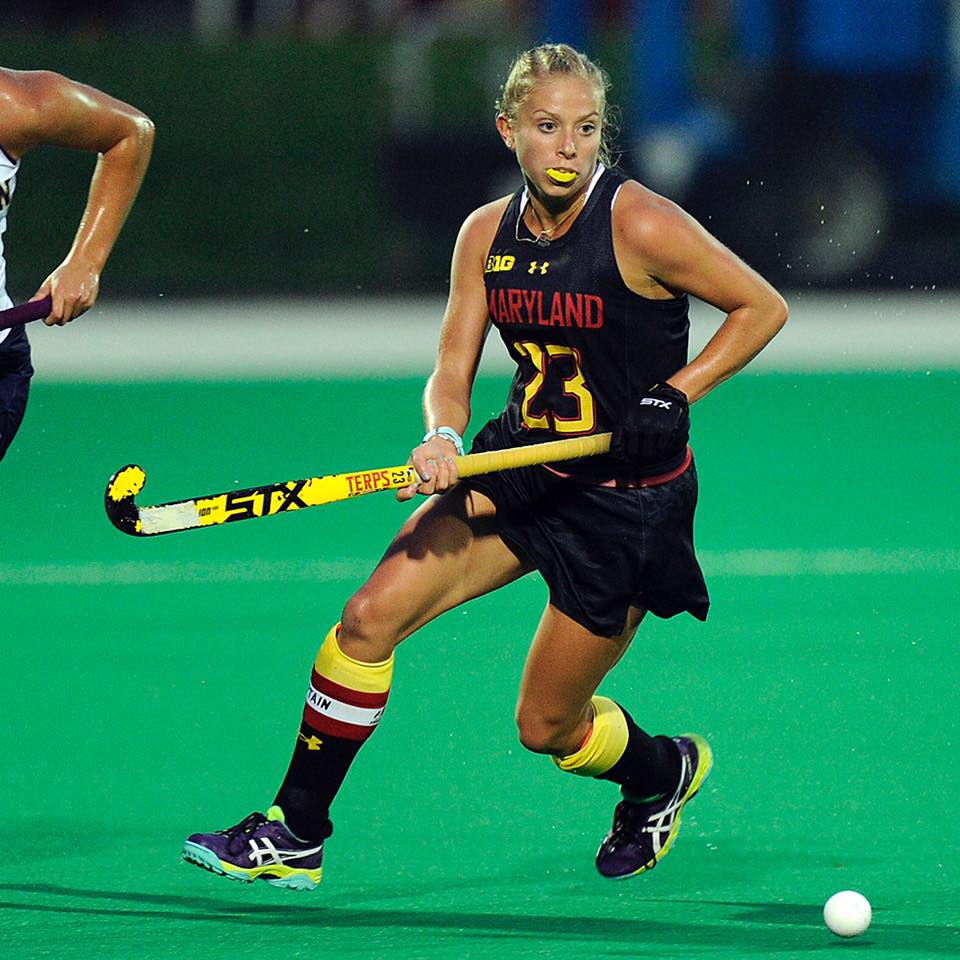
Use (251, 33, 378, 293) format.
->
(552, 696, 629, 777)
(304, 623, 394, 741)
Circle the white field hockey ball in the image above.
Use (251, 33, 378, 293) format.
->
(823, 890, 872, 938)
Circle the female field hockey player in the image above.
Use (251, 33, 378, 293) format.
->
(184, 43, 787, 890)
(0, 68, 154, 461)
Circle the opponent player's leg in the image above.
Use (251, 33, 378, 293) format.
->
(184, 483, 527, 888)
(0, 327, 34, 462)
(515, 603, 712, 879)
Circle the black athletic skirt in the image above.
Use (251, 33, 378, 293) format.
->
(464, 414, 709, 637)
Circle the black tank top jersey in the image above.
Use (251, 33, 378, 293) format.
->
(483, 166, 691, 479)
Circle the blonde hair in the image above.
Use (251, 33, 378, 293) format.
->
(496, 44, 617, 166)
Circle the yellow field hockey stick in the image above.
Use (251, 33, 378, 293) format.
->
(104, 433, 613, 537)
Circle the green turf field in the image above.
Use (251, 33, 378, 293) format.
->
(2, 371, 958, 959)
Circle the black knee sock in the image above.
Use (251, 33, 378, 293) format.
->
(274, 722, 364, 840)
(597, 705, 682, 800)
(272, 624, 393, 841)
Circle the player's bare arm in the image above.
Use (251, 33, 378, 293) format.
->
(613, 182, 787, 403)
(0, 69, 154, 324)
(399, 197, 511, 501)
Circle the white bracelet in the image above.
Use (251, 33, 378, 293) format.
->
(421, 426, 464, 456)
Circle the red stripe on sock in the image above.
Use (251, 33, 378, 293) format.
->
(310, 670, 390, 709)
(302, 704, 376, 741)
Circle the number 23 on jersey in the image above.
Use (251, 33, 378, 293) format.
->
(513, 340, 596, 434)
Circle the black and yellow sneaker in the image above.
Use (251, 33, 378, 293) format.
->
(595, 733, 712, 879)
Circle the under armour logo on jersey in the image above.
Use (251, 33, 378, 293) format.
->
(528, 261, 550, 275)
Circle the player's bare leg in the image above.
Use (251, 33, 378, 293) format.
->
(184, 484, 527, 889)
(514, 603, 641, 757)
(516, 603, 712, 878)
(338, 483, 529, 663)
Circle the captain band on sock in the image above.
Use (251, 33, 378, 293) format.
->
(553, 696, 629, 777)
(303, 624, 394, 742)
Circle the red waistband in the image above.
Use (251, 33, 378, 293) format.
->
(542, 446, 692, 489)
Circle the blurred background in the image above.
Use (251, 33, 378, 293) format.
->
(2, 0, 958, 301)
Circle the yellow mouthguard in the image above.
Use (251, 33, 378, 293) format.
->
(547, 168, 577, 183)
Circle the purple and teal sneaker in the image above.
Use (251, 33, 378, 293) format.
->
(182, 806, 325, 890)
(595, 733, 712, 879)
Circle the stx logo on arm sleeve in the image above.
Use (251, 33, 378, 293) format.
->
(640, 397, 673, 409)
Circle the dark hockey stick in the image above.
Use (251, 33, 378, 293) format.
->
(0, 296, 53, 331)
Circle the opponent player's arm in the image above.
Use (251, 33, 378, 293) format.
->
(1, 69, 155, 324)
(398, 199, 508, 501)
(614, 184, 787, 404)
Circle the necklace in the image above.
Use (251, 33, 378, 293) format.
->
(527, 193, 586, 247)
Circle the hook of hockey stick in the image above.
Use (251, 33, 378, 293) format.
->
(104, 464, 149, 536)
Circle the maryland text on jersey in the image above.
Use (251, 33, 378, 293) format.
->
(488, 288, 604, 329)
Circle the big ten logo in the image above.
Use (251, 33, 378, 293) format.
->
(485, 254, 516, 274)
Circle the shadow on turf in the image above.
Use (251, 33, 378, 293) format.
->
(0, 884, 958, 954)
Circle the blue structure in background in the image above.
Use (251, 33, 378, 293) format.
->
(791, 0, 955, 208)
(538, 0, 591, 51)
(797, 0, 940, 69)
(538, 0, 959, 282)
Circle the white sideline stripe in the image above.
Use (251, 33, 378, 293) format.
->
(0, 559, 369, 586)
(698, 548, 960, 576)
(2, 548, 959, 586)
(306, 684, 383, 727)
(25, 292, 960, 379)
